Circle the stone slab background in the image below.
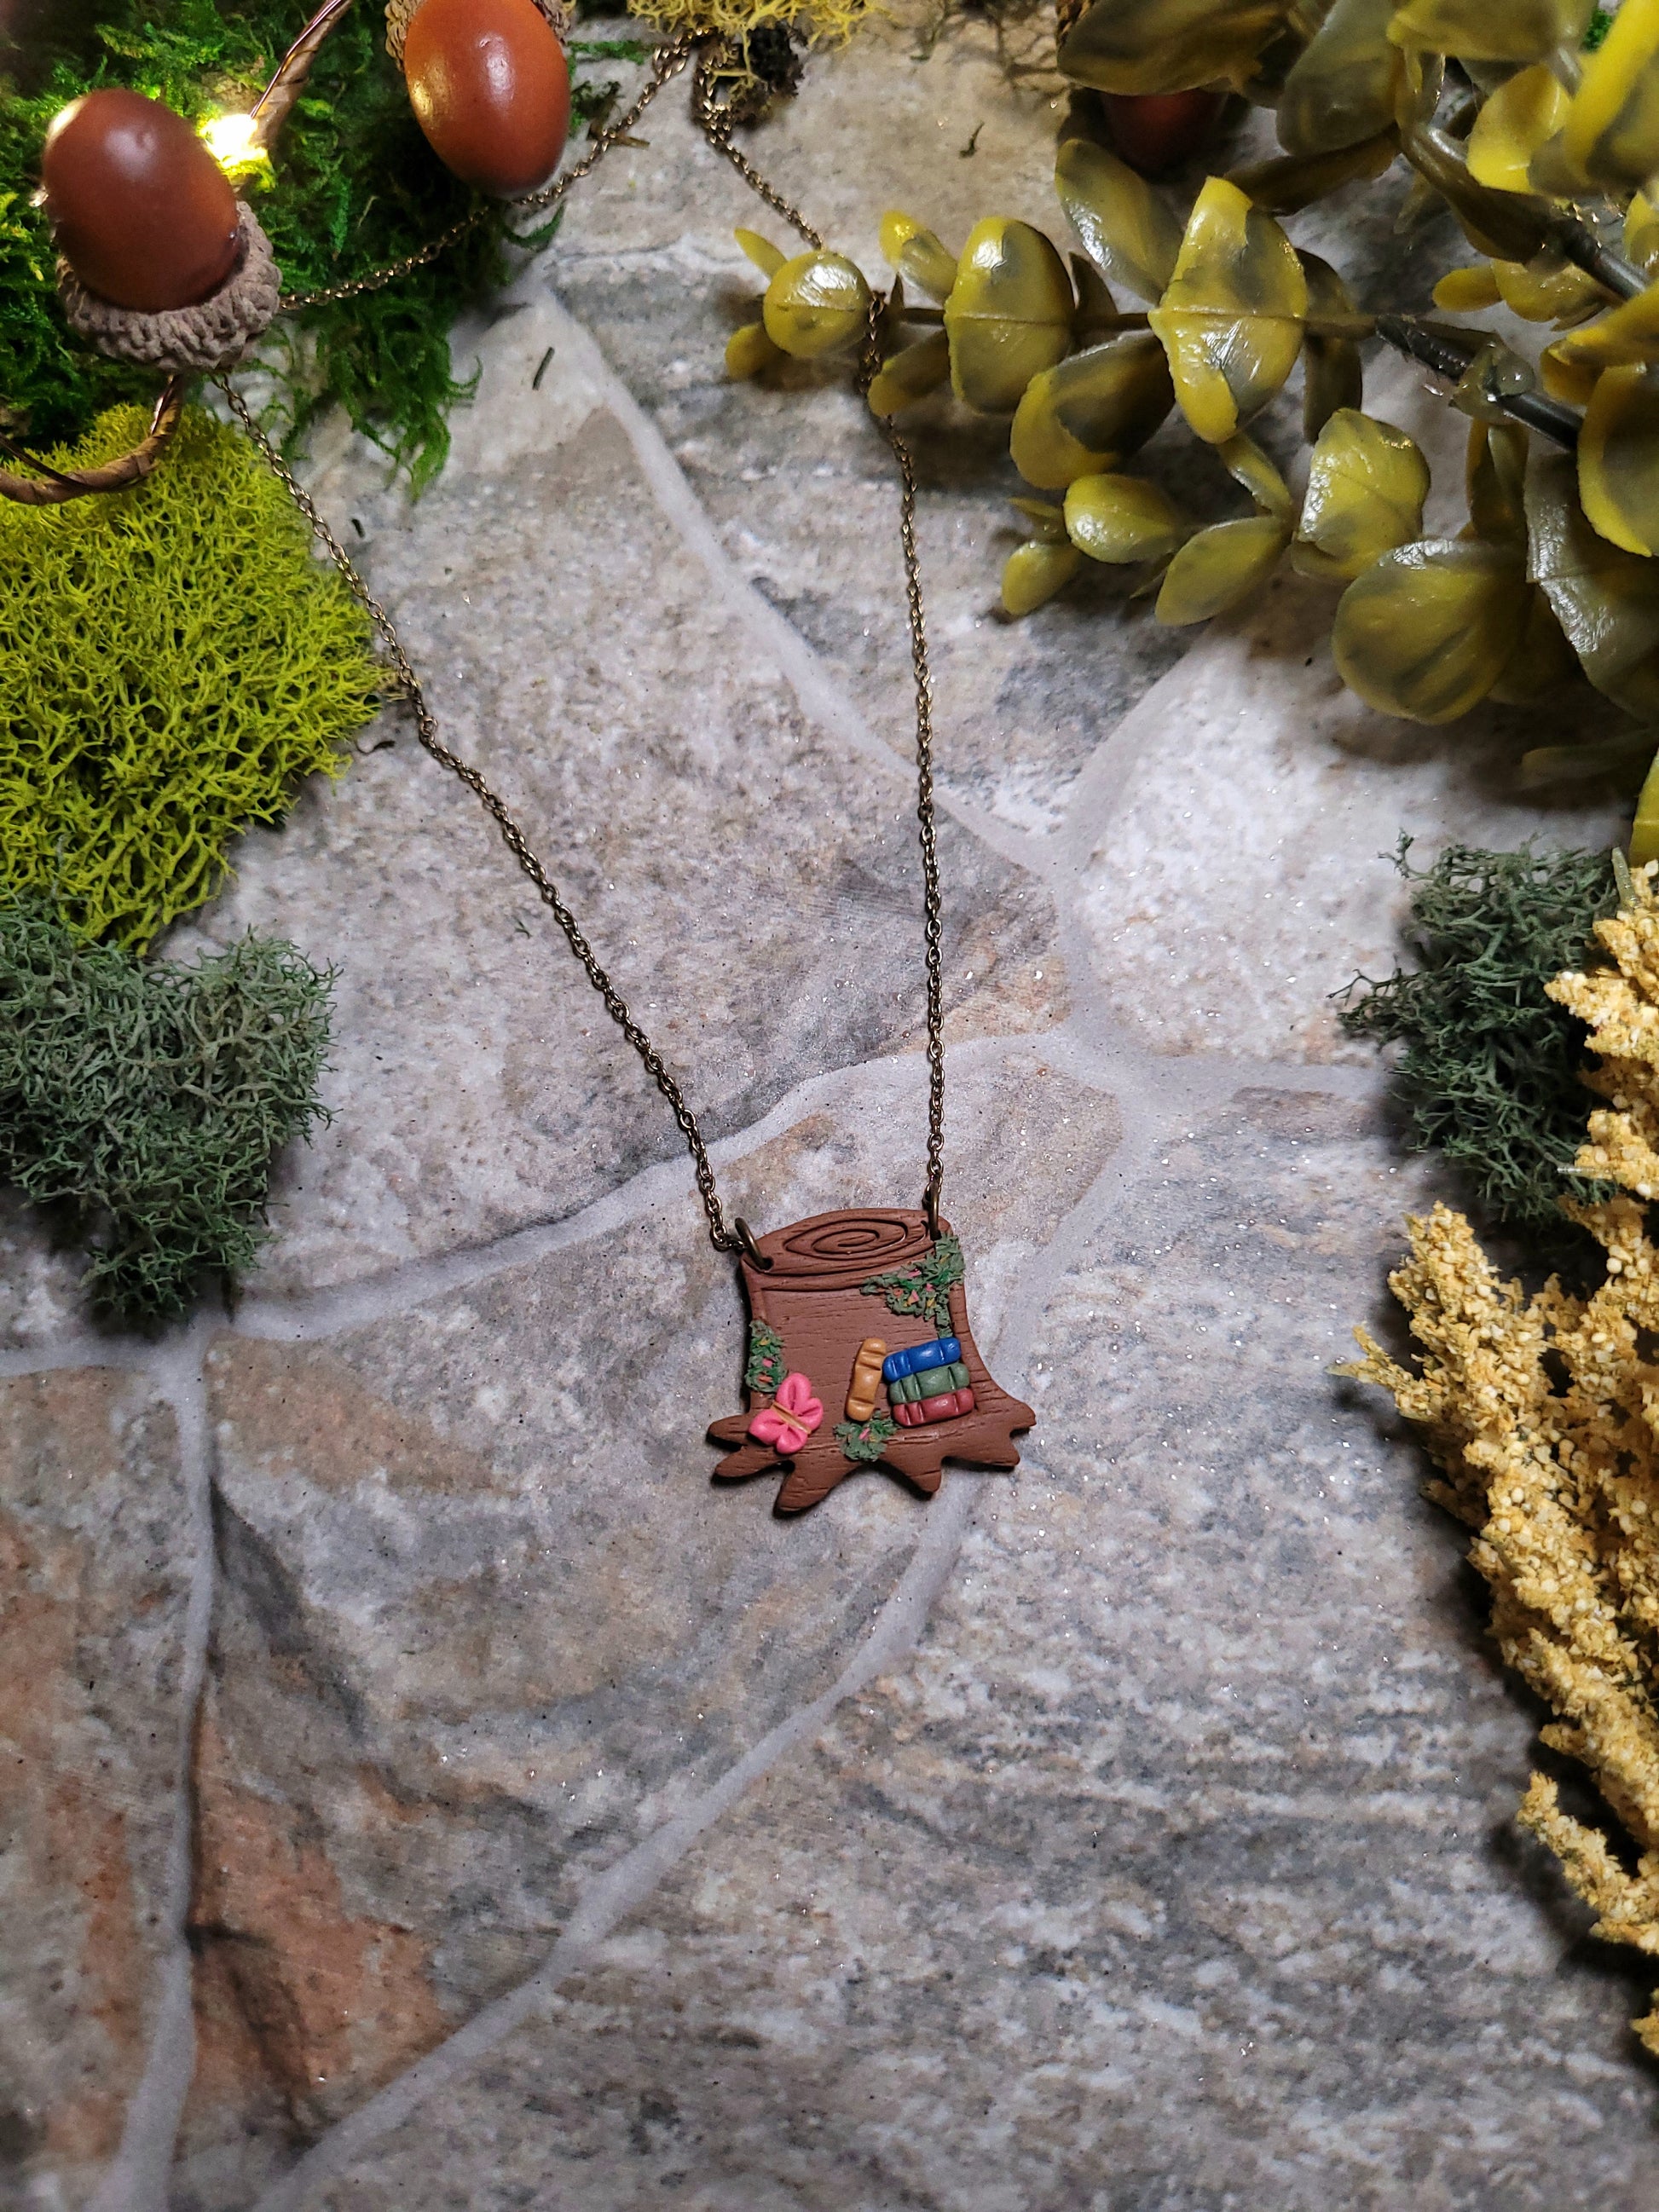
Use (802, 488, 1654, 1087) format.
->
(3, 10, 1654, 2210)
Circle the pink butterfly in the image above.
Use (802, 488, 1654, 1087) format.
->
(749, 1370, 824, 1454)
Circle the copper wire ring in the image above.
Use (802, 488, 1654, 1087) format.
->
(735, 1217, 774, 1270)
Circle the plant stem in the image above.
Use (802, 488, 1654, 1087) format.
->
(1375, 314, 1581, 448)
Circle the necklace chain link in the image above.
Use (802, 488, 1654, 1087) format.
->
(242, 38, 947, 1251)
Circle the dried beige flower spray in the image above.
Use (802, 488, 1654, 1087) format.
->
(1342, 858, 1659, 2051)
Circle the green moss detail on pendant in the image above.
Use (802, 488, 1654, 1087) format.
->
(744, 1319, 787, 1395)
(0, 898, 332, 1323)
(836, 1412, 899, 1464)
(861, 1233, 964, 1328)
(0, 404, 379, 950)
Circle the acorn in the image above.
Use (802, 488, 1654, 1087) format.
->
(403, 0, 570, 198)
(42, 89, 242, 315)
(1101, 90, 1228, 176)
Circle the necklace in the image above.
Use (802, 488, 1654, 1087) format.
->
(221, 41, 1036, 1513)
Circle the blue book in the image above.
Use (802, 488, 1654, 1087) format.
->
(881, 1336, 961, 1383)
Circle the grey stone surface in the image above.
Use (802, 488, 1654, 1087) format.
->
(0, 1369, 194, 2210)
(8, 9, 1659, 2211)
(292, 1098, 1659, 2212)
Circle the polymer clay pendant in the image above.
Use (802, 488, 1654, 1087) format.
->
(708, 1208, 1035, 1515)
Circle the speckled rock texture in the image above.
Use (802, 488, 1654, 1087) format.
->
(3, 10, 1655, 2210)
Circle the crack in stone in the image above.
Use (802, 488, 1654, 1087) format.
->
(237, 1111, 1154, 2212)
(539, 294, 1043, 877)
(85, 1322, 217, 2212)
(0, 1025, 1380, 1377)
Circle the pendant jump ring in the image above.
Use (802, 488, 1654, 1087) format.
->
(735, 1217, 773, 1270)
(925, 1187, 944, 1239)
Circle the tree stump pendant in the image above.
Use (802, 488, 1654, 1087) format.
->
(708, 1208, 1035, 1516)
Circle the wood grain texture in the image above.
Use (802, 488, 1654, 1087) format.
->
(709, 1207, 1034, 1515)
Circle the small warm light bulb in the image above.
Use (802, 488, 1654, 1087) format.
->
(198, 111, 269, 177)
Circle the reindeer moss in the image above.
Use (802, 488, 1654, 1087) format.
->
(0, 402, 379, 950)
(1339, 840, 1620, 1234)
(0, 2, 645, 485)
(0, 899, 332, 1324)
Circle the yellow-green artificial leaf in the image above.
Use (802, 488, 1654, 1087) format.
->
(1332, 539, 1528, 720)
(1521, 725, 1657, 788)
(725, 321, 783, 378)
(1148, 176, 1309, 443)
(1009, 332, 1174, 488)
(1465, 419, 1529, 544)
(1526, 448, 1659, 716)
(1227, 133, 1396, 213)
(1539, 343, 1599, 405)
(1063, 472, 1190, 563)
(1549, 281, 1659, 375)
(1488, 588, 1578, 702)
(1058, 0, 1289, 94)
(1154, 513, 1291, 623)
(944, 218, 1074, 413)
(735, 228, 787, 277)
(1492, 256, 1606, 325)
(1054, 140, 1182, 308)
(1072, 255, 1120, 339)
(1561, 0, 1659, 192)
(1433, 264, 1502, 310)
(1387, 0, 1591, 63)
(866, 330, 951, 416)
(1402, 122, 1555, 261)
(1003, 540, 1084, 615)
(1465, 62, 1572, 190)
(1295, 407, 1430, 579)
(1395, 43, 1444, 135)
(762, 252, 871, 358)
(1629, 194, 1659, 277)
(1633, 748, 1659, 867)
(1279, 0, 1402, 158)
(878, 212, 959, 303)
(1011, 495, 1069, 543)
(1218, 431, 1293, 517)
(1301, 251, 1365, 440)
(1581, 364, 1659, 557)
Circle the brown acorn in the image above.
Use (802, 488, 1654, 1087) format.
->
(403, 0, 570, 198)
(1101, 90, 1228, 176)
(42, 89, 242, 314)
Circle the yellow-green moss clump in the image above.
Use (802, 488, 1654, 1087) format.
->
(1343, 864, 1659, 2058)
(0, 405, 379, 950)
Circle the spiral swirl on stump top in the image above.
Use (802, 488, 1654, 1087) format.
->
(755, 1208, 932, 1284)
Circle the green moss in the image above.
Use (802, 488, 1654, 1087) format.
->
(0, 898, 332, 1324)
(0, 4, 645, 486)
(862, 1233, 964, 1328)
(0, 401, 379, 950)
(1338, 840, 1619, 1234)
(744, 1318, 786, 1393)
(836, 1412, 896, 1463)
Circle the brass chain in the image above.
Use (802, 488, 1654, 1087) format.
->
(688, 47, 945, 1228)
(857, 319, 947, 1238)
(217, 375, 744, 1256)
(277, 34, 697, 313)
(234, 43, 949, 1249)
(691, 50, 822, 250)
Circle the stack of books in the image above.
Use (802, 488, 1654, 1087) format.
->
(882, 1337, 976, 1428)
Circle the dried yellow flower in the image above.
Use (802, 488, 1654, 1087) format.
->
(1342, 862, 1659, 2054)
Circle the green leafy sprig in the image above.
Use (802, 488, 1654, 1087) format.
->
(862, 1233, 964, 1329)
